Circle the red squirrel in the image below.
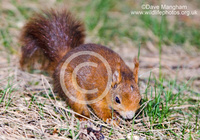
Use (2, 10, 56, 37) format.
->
(20, 9, 141, 124)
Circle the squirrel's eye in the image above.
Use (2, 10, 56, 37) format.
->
(115, 96, 121, 104)
(131, 85, 134, 91)
(113, 84, 117, 89)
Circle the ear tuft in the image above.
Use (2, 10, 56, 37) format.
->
(112, 61, 122, 86)
(113, 70, 119, 83)
(133, 57, 139, 84)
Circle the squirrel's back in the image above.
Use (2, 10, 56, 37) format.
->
(20, 9, 85, 73)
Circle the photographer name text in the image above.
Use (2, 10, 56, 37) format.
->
(142, 4, 187, 10)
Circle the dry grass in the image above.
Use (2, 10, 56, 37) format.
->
(0, 56, 199, 139)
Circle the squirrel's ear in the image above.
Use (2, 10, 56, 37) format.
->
(112, 61, 122, 86)
(133, 57, 139, 84)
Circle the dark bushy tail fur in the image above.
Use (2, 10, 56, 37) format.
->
(20, 9, 85, 73)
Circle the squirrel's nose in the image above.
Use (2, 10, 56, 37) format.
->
(126, 111, 135, 119)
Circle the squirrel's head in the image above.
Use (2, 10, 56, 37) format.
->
(108, 58, 141, 120)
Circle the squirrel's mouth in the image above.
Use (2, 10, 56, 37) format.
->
(110, 107, 136, 120)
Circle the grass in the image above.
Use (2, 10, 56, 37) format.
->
(0, 77, 16, 109)
(0, 0, 199, 139)
(141, 75, 199, 138)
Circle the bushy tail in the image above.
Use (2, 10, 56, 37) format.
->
(20, 9, 85, 74)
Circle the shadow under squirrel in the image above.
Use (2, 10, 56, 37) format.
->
(20, 9, 141, 124)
